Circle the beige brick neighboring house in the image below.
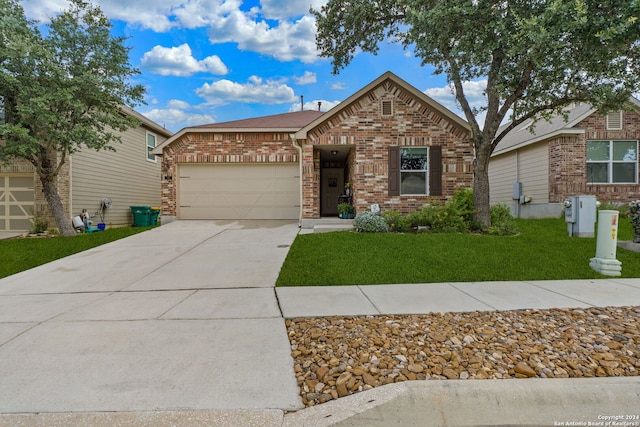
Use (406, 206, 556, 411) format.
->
(153, 72, 474, 226)
(0, 106, 172, 231)
(489, 99, 640, 218)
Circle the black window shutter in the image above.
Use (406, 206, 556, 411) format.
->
(429, 145, 442, 196)
(388, 146, 400, 196)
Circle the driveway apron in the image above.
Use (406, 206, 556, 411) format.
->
(0, 220, 303, 413)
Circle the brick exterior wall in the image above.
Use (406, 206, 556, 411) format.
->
(160, 132, 299, 216)
(159, 77, 474, 220)
(302, 80, 473, 218)
(549, 110, 640, 203)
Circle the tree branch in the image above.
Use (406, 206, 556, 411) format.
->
(445, 51, 482, 140)
(491, 96, 586, 150)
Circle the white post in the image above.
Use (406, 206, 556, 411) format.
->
(590, 210, 622, 276)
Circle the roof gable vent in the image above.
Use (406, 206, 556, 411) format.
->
(606, 111, 622, 130)
(381, 100, 393, 116)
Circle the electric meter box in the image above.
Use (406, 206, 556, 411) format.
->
(564, 195, 597, 237)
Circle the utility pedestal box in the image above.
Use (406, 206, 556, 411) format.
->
(564, 195, 597, 237)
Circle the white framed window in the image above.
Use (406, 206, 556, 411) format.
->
(606, 111, 623, 130)
(587, 140, 638, 184)
(146, 132, 157, 162)
(400, 147, 428, 195)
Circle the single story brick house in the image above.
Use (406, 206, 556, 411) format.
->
(489, 99, 640, 218)
(0, 106, 172, 231)
(152, 72, 474, 227)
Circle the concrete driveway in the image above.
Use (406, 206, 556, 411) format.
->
(0, 220, 303, 413)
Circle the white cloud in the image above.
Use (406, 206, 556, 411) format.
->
(331, 82, 347, 90)
(141, 108, 215, 131)
(141, 44, 228, 76)
(425, 80, 488, 123)
(206, 12, 319, 63)
(260, 0, 327, 20)
(293, 71, 317, 85)
(196, 76, 297, 104)
(167, 99, 191, 109)
(289, 99, 341, 113)
(23, 0, 321, 64)
(20, 0, 74, 22)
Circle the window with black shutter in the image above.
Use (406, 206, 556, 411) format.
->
(389, 146, 443, 196)
(429, 146, 442, 196)
(388, 146, 400, 196)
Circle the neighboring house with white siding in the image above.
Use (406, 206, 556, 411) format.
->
(0, 106, 172, 231)
(489, 100, 640, 218)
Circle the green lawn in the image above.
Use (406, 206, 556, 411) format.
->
(276, 218, 640, 286)
(0, 227, 152, 279)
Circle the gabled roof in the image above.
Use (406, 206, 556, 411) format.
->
(193, 110, 324, 129)
(294, 71, 471, 140)
(152, 110, 323, 154)
(493, 97, 640, 156)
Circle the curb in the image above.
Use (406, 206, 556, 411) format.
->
(283, 376, 640, 427)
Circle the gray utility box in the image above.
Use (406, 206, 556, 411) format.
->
(564, 195, 597, 237)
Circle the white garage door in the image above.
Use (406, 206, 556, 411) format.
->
(178, 164, 300, 220)
(0, 174, 35, 231)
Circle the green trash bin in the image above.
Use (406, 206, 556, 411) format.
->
(150, 207, 161, 226)
(130, 206, 151, 227)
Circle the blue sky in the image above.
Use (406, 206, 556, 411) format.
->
(21, 0, 487, 133)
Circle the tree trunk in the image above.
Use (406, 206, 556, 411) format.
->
(40, 176, 76, 236)
(473, 144, 492, 228)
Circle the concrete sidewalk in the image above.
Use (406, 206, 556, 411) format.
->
(0, 221, 639, 426)
(277, 278, 640, 317)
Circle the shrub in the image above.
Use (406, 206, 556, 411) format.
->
(488, 203, 519, 236)
(30, 216, 49, 234)
(447, 187, 476, 224)
(599, 201, 629, 218)
(382, 210, 411, 232)
(353, 211, 389, 233)
(404, 205, 438, 228)
(373, 188, 518, 235)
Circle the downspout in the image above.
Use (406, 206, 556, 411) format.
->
(290, 134, 303, 228)
(515, 150, 520, 219)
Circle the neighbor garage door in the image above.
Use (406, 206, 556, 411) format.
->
(0, 174, 35, 231)
(178, 164, 300, 220)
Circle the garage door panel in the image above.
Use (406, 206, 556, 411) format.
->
(178, 164, 300, 220)
(1, 174, 35, 231)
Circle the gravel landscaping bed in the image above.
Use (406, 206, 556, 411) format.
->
(286, 306, 640, 407)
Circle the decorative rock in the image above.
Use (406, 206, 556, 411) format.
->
(514, 362, 536, 377)
(285, 306, 640, 407)
(362, 373, 377, 386)
(442, 368, 458, 379)
(336, 372, 352, 397)
(408, 364, 424, 373)
(316, 366, 329, 380)
(394, 355, 408, 363)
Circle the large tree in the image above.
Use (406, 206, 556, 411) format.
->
(0, 0, 144, 236)
(313, 0, 640, 226)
